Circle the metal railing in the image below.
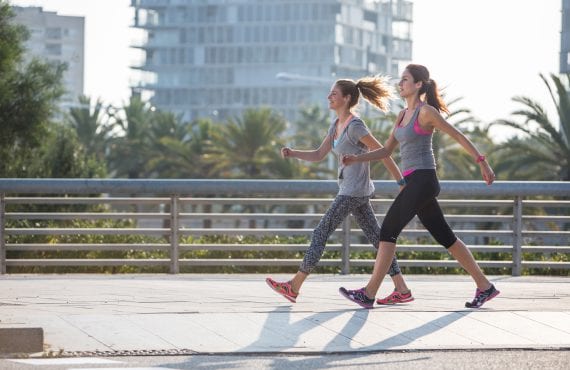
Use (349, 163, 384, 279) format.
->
(1, 179, 569, 275)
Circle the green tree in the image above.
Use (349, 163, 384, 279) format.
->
(107, 96, 154, 178)
(491, 73, 570, 181)
(205, 108, 290, 178)
(286, 105, 335, 180)
(30, 125, 106, 178)
(66, 95, 111, 162)
(291, 105, 330, 148)
(0, 2, 65, 177)
(147, 114, 215, 178)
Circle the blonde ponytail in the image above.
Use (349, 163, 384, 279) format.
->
(355, 75, 395, 113)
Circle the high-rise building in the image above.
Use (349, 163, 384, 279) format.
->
(561, 0, 570, 73)
(131, 0, 412, 122)
(12, 6, 85, 109)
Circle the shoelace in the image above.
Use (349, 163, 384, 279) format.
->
(353, 289, 371, 301)
(473, 289, 492, 304)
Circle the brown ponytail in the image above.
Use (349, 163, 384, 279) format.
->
(405, 64, 449, 114)
(335, 75, 394, 113)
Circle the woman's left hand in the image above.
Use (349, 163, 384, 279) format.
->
(480, 162, 496, 185)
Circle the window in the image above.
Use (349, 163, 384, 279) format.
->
(45, 43, 61, 56)
(227, 47, 235, 63)
(216, 26, 224, 43)
(288, 26, 296, 42)
(363, 10, 377, 23)
(197, 28, 205, 44)
(46, 28, 61, 39)
(205, 26, 214, 43)
(264, 5, 272, 21)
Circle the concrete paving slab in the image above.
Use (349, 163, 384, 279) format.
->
(466, 311, 570, 346)
(0, 274, 569, 355)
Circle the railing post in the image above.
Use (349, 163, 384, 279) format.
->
(169, 195, 180, 274)
(512, 196, 523, 276)
(341, 217, 351, 274)
(1, 193, 5, 274)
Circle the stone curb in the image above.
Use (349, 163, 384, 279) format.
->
(0, 328, 43, 354)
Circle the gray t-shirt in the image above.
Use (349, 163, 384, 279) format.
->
(327, 116, 374, 197)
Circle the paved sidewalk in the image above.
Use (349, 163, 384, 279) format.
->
(1, 274, 569, 355)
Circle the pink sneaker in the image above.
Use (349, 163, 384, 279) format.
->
(266, 277, 298, 303)
(376, 290, 414, 305)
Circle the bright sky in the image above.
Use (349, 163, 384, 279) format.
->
(412, 0, 560, 138)
(9, 0, 562, 141)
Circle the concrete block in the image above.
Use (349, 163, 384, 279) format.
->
(0, 328, 44, 354)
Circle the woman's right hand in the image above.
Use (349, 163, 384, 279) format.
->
(281, 147, 293, 158)
(342, 154, 357, 166)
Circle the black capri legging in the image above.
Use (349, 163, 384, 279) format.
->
(380, 169, 457, 248)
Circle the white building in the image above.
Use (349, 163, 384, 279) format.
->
(561, 0, 570, 73)
(131, 0, 412, 123)
(12, 6, 85, 109)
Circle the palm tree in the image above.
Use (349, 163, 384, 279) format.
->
(288, 104, 335, 179)
(66, 95, 110, 161)
(148, 116, 215, 179)
(491, 73, 570, 181)
(291, 104, 331, 148)
(106, 96, 155, 179)
(205, 107, 290, 178)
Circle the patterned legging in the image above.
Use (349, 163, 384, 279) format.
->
(300, 194, 402, 275)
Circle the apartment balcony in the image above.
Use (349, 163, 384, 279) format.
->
(390, 0, 413, 22)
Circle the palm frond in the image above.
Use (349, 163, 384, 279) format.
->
(545, 73, 570, 145)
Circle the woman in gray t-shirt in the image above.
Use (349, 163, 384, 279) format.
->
(266, 76, 412, 308)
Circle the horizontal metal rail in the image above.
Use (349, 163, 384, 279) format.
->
(1, 179, 569, 275)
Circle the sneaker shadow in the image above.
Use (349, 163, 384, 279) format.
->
(360, 310, 473, 349)
(239, 306, 360, 352)
(240, 306, 473, 353)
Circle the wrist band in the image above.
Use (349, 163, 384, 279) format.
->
(476, 155, 486, 163)
(397, 178, 407, 186)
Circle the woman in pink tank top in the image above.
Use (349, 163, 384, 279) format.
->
(340, 64, 500, 309)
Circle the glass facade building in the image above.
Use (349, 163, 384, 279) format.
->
(131, 0, 412, 122)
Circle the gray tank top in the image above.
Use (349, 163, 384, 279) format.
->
(393, 105, 436, 174)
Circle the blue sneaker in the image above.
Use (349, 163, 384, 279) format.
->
(339, 287, 374, 309)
